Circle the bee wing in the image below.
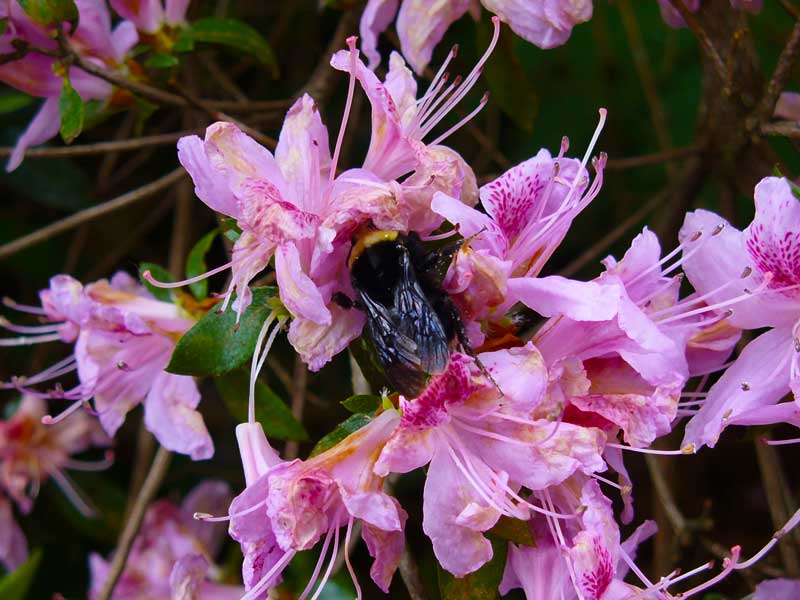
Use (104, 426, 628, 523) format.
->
(394, 248, 451, 376)
(359, 291, 421, 371)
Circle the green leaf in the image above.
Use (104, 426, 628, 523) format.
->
(0, 548, 42, 599)
(139, 262, 174, 303)
(178, 17, 279, 77)
(438, 537, 507, 600)
(310, 413, 372, 457)
(220, 217, 242, 242)
(341, 394, 381, 414)
(145, 53, 180, 69)
(477, 21, 537, 133)
(0, 19, 8, 37)
(167, 286, 277, 377)
(185, 229, 218, 300)
(19, 0, 79, 31)
(488, 516, 536, 547)
(215, 370, 308, 441)
(58, 76, 84, 144)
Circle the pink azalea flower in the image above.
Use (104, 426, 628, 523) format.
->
(678, 177, 800, 449)
(499, 477, 658, 600)
(89, 480, 243, 599)
(109, 0, 189, 33)
(1, 272, 213, 460)
(429, 114, 610, 334)
(360, 0, 593, 74)
(223, 412, 406, 599)
(174, 30, 497, 371)
(374, 346, 607, 577)
(0, 1, 138, 171)
(657, 0, 761, 29)
(0, 395, 110, 571)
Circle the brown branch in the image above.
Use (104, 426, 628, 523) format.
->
(300, 9, 361, 105)
(558, 191, 665, 278)
(755, 441, 800, 576)
(761, 120, 800, 138)
(399, 547, 431, 600)
(0, 168, 186, 260)
(0, 131, 196, 158)
(753, 19, 800, 128)
(97, 446, 172, 600)
(283, 356, 308, 461)
(781, 0, 800, 19)
(605, 146, 700, 170)
(666, 0, 729, 88)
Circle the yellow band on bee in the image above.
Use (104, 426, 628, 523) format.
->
(347, 230, 399, 269)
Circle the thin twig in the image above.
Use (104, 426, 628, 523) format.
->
(781, 0, 800, 19)
(755, 441, 800, 576)
(284, 356, 308, 460)
(761, 120, 800, 138)
(558, 191, 665, 277)
(645, 454, 689, 544)
(0, 168, 186, 260)
(618, 0, 676, 176)
(399, 547, 430, 600)
(605, 146, 700, 170)
(666, 0, 729, 87)
(753, 19, 800, 128)
(97, 446, 172, 600)
(0, 131, 196, 158)
(299, 9, 361, 104)
(123, 425, 156, 521)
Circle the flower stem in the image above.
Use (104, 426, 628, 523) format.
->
(96, 446, 172, 600)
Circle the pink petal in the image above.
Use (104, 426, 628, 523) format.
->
(431, 191, 507, 257)
(0, 497, 27, 572)
(287, 305, 364, 372)
(396, 0, 472, 74)
(422, 448, 496, 577)
(275, 243, 331, 326)
(274, 94, 331, 215)
(479, 342, 547, 413)
(110, 20, 139, 62)
(479, 149, 557, 242)
(753, 579, 800, 600)
(6, 96, 60, 172)
(169, 553, 208, 600)
(385, 52, 419, 124)
(165, 0, 190, 24)
(362, 520, 406, 592)
(500, 543, 572, 599)
(359, 0, 400, 70)
(656, 0, 700, 27)
(330, 49, 417, 179)
(683, 327, 794, 450)
(507, 276, 621, 321)
(177, 135, 240, 217)
(775, 92, 800, 121)
(143, 372, 214, 460)
(482, 0, 592, 49)
(235, 422, 283, 486)
(109, 0, 164, 33)
(374, 425, 437, 476)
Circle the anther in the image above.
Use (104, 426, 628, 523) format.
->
(689, 230, 703, 242)
(740, 267, 752, 278)
(116, 360, 129, 371)
(712, 223, 725, 235)
(794, 338, 800, 352)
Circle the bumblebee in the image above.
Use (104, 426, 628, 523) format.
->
(339, 226, 471, 397)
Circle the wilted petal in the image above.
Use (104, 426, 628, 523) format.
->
(775, 92, 800, 121)
(275, 243, 330, 326)
(683, 327, 793, 449)
(165, 0, 190, 24)
(360, 0, 400, 70)
(362, 520, 406, 592)
(395, 0, 473, 74)
(730, 0, 763, 13)
(143, 372, 214, 461)
(657, 0, 700, 28)
(169, 553, 208, 600)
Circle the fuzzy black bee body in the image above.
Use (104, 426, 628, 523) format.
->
(345, 228, 469, 397)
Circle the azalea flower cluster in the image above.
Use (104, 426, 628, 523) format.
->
(1, 3, 799, 600)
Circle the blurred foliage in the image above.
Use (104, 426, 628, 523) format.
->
(0, 1, 799, 599)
